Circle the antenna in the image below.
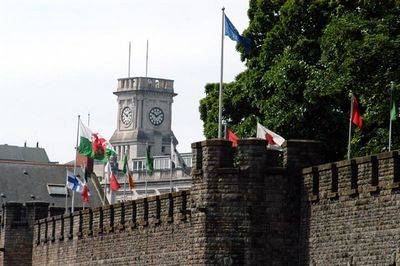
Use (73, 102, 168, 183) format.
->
(88, 112, 90, 126)
(128, 41, 131, 78)
(145, 40, 149, 77)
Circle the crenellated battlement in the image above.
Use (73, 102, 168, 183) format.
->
(33, 191, 190, 246)
(302, 150, 400, 202)
(8, 138, 400, 265)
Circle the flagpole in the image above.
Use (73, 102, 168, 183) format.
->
(145, 143, 148, 197)
(103, 162, 106, 205)
(389, 86, 393, 151)
(218, 7, 225, 139)
(170, 136, 173, 193)
(347, 95, 354, 160)
(72, 115, 81, 213)
(128, 41, 131, 78)
(223, 123, 227, 139)
(145, 40, 149, 77)
(145, 171, 148, 197)
(123, 163, 127, 202)
(65, 169, 68, 214)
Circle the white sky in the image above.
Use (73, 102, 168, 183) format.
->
(0, 0, 250, 163)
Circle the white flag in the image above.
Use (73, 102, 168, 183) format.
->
(171, 140, 186, 169)
(256, 122, 285, 150)
(104, 161, 112, 183)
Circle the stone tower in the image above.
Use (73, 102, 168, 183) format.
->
(109, 77, 176, 162)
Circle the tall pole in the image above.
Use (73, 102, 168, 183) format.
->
(170, 136, 173, 193)
(128, 41, 131, 78)
(65, 169, 68, 214)
(123, 160, 126, 202)
(218, 7, 225, 139)
(145, 40, 149, 77)
(72, 115, 80, 213)
(103, 162, 106, 205)
(145, 142, 148, 197)
(145, 171, 148, 197)
(389, 82, 395, 151)
(347, 95, 354, 160)
(87, 112, 90, 127)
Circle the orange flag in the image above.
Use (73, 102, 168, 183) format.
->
(127, 172, 135, 189)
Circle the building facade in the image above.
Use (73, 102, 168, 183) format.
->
(109, 77, 177, 163)
(103, 77, 191, 201)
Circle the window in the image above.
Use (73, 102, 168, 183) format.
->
(47, 184, 67, 196)
(155, 159, 161, 169)
(133, 160, 144, 170)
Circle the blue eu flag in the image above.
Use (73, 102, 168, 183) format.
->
(224, 14, 253, 51)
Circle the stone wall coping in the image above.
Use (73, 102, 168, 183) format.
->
(191, 141, 202, 149)
(302, 149, 400, 202)
(81, 209, 91, 215)
(377, 150, 399, 159)
(34, 190, 192, 245)
(302, 150, 400, 174)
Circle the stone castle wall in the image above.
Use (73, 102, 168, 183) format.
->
(32, 191, 192, 265)
(29, 138, 305, 265)
(300, 151, 400, 265)
(3, 138, 400, 265)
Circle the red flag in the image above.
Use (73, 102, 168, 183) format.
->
(227, 129, 239, 147)
(352, 95, 363, 128)
(81, 183, 89, 204)
(110, 173, 120, 192)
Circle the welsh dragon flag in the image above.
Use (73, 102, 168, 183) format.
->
(78, 120, 116, 162)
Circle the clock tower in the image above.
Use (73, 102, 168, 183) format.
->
(110, 77, 177, 162)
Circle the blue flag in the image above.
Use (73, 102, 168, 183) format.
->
(224, 14, 253, 51)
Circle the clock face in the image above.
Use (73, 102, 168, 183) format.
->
(149, 107, 164, 126)
(121, 106, 133, 126)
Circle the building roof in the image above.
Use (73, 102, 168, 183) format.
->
(0, 160, 103, 208)
(0, 144, 50, 163)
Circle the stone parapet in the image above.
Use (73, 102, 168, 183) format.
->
(33, 191, 190, 246)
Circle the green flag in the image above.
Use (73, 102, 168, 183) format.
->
(146, 146, 154, 176)
(391, 89, 398, 121)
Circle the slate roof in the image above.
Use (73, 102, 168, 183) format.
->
(0, 160, 103, 208)
(0, 144, 50, 163)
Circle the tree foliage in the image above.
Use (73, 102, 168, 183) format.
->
(199, 0, 400, 161)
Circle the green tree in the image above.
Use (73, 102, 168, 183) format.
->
(199, 0, 400, 161)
